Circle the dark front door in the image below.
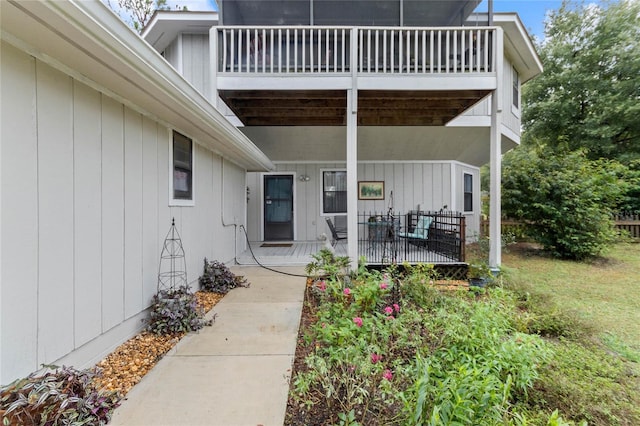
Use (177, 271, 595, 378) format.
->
(264, 175, 294, 241)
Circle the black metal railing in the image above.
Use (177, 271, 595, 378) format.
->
(357, 210, 465, 265)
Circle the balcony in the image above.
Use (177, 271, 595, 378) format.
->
(213, 26, 497, 127)
(216, 26, 495, 75)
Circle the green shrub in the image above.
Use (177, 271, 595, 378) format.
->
(292, 263, 553, 425)
(1, 365, 121, 425)
(147, 286, 212, 335)
(502, 147, 627, 260)
(304, 248, 351, 282)
(408, 295, 550, 425)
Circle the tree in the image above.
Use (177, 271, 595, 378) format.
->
(106, 0, 169, 33)
(522, 0, 640, 163)
(502, 145, 627, 260)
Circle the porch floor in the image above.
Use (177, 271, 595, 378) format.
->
(235, 240, 464, 267)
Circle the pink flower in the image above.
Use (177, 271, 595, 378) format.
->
(383, 369, 393, 381)
(353, 317, 363, 328)
(349, 365, 356, 372)
(379, 282, 388, 290)
(343, 288, 351, 296)
(321, 322, 326, 328)
(317, 281, 326, 291)
(384, 306, 394, 315)
(393, 303, 400, 313)
(386, 316, 395, 321)
(371, 353, 382, 364)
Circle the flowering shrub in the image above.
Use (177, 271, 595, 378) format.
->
(290, 257, 554, 425)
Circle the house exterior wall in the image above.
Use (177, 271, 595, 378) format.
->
(245, 161, 481, 242)
(0, 41, 245, 384)
(453, 163, 482, 240)
(501, 56, 521, 139)
(162, 36, 181, 72)
(182, 34, 211, 97)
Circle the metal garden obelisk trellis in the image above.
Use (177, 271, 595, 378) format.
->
(157, 218, 187, 292)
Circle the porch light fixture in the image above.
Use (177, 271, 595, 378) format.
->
(299, 174, 310, 182)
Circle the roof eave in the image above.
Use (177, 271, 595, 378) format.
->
(493, 13, 543, 83)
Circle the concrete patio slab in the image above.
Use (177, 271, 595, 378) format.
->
(109, 266, 307, 426)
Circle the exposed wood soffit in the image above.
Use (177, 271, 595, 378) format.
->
(219, 89, 490, 126)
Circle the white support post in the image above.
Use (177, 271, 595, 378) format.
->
(209, 27, 219, 109)
(489, 28, 504, 269)
(347, 89, 358, 271)
(347, 29, 359, 270)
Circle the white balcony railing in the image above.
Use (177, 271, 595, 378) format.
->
(216, 26, 495, 75)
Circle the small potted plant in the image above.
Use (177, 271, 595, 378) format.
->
(467, 262, 492, 288)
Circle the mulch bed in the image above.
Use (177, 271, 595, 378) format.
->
(92, 291, 224, 396)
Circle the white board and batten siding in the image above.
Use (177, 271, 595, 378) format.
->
(246, 162, 480, 242)
(0, 42, 246, 384)
(501, 56, 522, 140)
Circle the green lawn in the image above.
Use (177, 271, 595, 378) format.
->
(502, 242, 640, 355)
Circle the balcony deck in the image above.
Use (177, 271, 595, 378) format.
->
(213, 26, 497, 127)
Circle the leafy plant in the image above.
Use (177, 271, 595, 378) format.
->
(199, 258, 248, 294)
(0, 364, 121, 425)
(291, 262, 555, 425)
(147, 286, 212, 335)
(305, 249, 351, 283)
(502, 146, 626, 259)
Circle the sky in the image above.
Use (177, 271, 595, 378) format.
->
(476, 0, 564, 39)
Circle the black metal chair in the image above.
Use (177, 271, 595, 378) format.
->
(325, 217, 347, 246)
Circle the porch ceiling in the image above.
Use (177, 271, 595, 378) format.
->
(219, 89, 491, 126)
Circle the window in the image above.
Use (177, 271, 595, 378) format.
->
(512, 66, 520, 109)
(322, 170, 347, 214)
(463, 173, 473, 212)
(171, 131, 193, 204)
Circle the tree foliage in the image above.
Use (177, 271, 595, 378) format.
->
(502, 146, 627, 259)
(107, 0, 169, 32)
(522, 0, 640, 164)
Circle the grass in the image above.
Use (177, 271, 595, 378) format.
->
(497, 242, 640, 424)
(501, 242, 640, 357)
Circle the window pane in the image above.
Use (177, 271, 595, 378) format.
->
(464, 193, 473, 212)
(463, 173, 473, 212)
(512, 67, 519, 108)
(173, 131, 192, 200)
(323, 170, 347, 214)
(464, 174, 472, 192)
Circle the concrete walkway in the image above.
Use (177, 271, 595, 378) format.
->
(110, 266, 306, 426)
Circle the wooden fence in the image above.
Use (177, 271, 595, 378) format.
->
(614, 212, 640, 239)
(481, 212, 640, 239)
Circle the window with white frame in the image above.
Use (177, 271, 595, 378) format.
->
(322, 170, 347, 214)
(512, 66, 520, 110)
(463, 173, 473, 212)
(171, 131, 193, 204)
